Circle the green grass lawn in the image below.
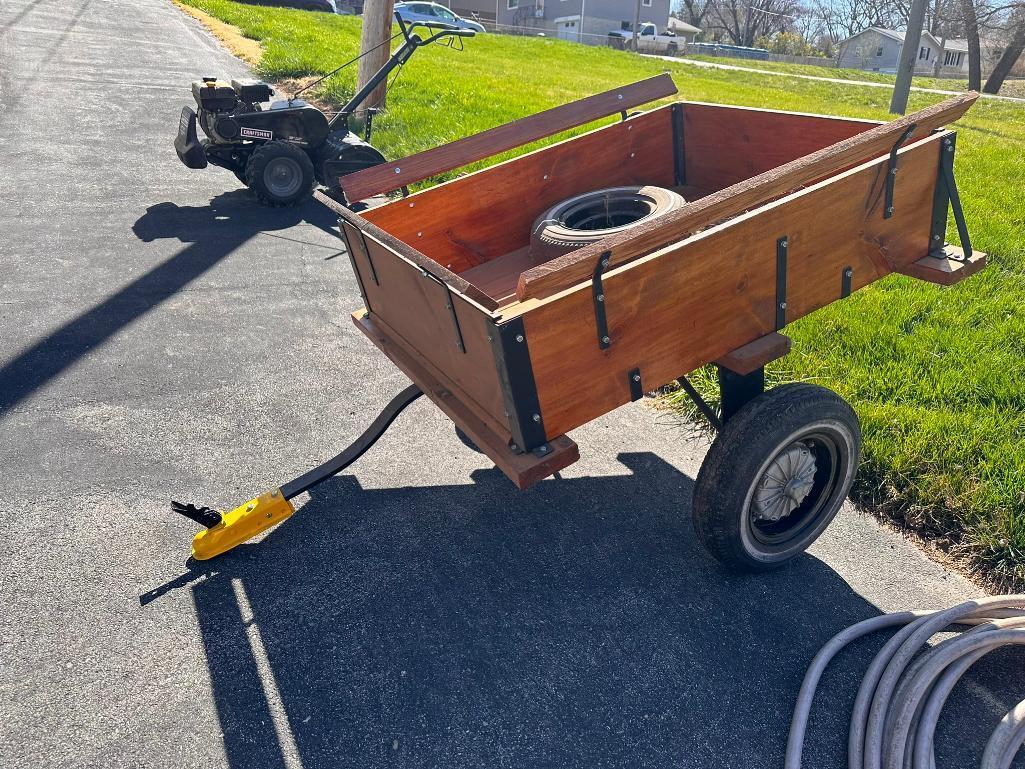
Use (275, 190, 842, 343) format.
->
(178, 0, 1025, 588)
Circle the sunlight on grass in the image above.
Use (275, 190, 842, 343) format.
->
(177, 0, 1025, 588)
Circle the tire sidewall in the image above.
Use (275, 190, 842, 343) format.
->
(692, 384, 861, 571)
(245, 141, 315, 207)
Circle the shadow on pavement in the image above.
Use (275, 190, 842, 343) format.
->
(0, 190, 338, 417)
(154, 449, 1017, 769)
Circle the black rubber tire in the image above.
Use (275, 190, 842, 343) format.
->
(691, 383, 861, 571)
(454, 425, 482, 453)
(529, 185, 685, 262)
(245, 141, 316, 207)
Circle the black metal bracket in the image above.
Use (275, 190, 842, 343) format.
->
(670, 102, 686, 186)
(593, 251, 612, 349)
(929, 133, 973, 260)
(358, 230, 380, 285)
(279, 384, 424, 500)
(489, 317, 547, 453)
(421, 271, 465, 353)
(884, 123, 917, 219)
(628, 368, 643, 401)
(677, 375, 722, 431)
(776, 236, 788, 330)
(718, 366, 765, 423)
(338, 220, 371, 313)
(841, 265, 853, 298)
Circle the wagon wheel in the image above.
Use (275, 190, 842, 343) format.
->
(691, 383, 861, 571)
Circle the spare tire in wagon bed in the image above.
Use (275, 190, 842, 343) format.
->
(529, 185, 686, 262)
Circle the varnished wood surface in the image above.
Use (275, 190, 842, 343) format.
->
(353, 311, 580, 489)
(896, 246, 987, 285)
(520, 132, 949, 439)
(714, 332, 792, 375)
(361, 108, 677, 271)
(516, 93, 978, 302)
(340, 74, 678, 201)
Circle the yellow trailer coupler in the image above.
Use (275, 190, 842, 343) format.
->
(171, 384, 424, 559)
(173, 491, 295, 560)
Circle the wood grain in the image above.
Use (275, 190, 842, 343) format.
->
(361, 107, 677, 272)
(353, 311, 580, 489)
(520, 132, 949, 439)
(516, 92, 978, 302)
(896, 246, 987, 285)
(340, 74, 678, 201)
(714, 332, 792, 375)
(683, 102, 881, 191)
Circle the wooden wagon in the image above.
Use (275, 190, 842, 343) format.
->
(174, 75, 985, 570)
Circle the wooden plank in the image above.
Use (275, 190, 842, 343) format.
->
(353, 231, 511, 438)
(714, 332, 791, 375)
(682, 102, 881, 191)
(353, 311, 580, 489)
(361, 108, 677, 271)
(516, 93, 978, 302)
(340, 74, 678, 201)
(520, 132, 947, 440)
(895, 245, 987, 285)
(315, 190, 499, 312)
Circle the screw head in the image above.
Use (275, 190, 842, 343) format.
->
(890, 168, 898, 175)
(781, 241, 788, 249)
(246, 503, 255, 511)
(887, 206, 894, 214)
(630, 152, 635, 158)
(601, 258, 609, 268)
(515, 334, 524, 343)
(394, 167, 401, 173)
(780, 301, 788, 309)
(532, 413, 541, 422)
(933, 234, 942, 241)
(844, 269, 853, 277)
(632, 373, 641, 382)
(266, 512, 273, 519)
(602, 335, 611, 344)
(538, 445, 548, 454)
(597, 294, 604, 302)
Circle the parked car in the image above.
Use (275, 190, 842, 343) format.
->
(394, 2, 486, 33)
(608, 23, 681, 55)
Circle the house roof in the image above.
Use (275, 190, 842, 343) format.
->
(667, 17, 701, 34)
(838, 26, 943, 49)
(943, 38, 970, 52)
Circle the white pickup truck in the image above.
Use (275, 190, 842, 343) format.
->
(607, 23, 682, 55)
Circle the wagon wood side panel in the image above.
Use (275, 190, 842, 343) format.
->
(682, 102, 882, 191)
(361, 107, 677, 273)
(521, 134, 943, 440)
(344, 222, 510, 438)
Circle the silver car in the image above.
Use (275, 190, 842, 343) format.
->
(394, 2, 486, 33)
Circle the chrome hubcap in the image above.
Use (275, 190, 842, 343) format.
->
(752, 442, 817, 523)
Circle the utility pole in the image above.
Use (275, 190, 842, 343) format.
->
(632, 0, 641, 51)
(356, 0, 396, 116)
(890, 0, 929, 114)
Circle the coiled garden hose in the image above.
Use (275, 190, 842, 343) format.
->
(786, 596, 1025, 769)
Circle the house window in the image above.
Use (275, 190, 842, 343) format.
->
(876, 46, 883, 56)
(919, 46, 930, 60)
(957, 52, 963, 66)
(642, 0, 652, 5)
(507, 0, 518, 8)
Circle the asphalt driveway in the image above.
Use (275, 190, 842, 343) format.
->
(0, 1, 1020, 768)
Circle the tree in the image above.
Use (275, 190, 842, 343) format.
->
(984, 9, 1025, 90)
(706, 0, 801, 46)
(960, 0, 984, 89)
(679, 0, 711, 29)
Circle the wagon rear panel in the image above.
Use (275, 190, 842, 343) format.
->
(518, 132, 946, 440)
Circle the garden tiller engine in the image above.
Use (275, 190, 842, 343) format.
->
(174, 13, 474, 206)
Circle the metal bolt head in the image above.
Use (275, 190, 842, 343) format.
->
(246, 503, 255, 511)
(515, 334, 524, 343)
(630, 152, 635, 158)
(532, 413, 541, 422)
(887, 206, 894, 214)
(597, 293, 605, 302)
(538, 445, 548, 454)
(933, 234, 942, 241)
(781, 241, 788, 249)
(617, 94, 623, 100)
(602, 335, 611, 344)
(890, 168, 898, 175)
(844, 269, 853, 277)
(632, 373, 641, 382)
(779, 301, 788, 309)
(601, 258, 609, 268)
(510, 443, 518, 452)
(394, 167, 401, 173)
(946, 145, 954, 152)
(266, 512, 273, 519)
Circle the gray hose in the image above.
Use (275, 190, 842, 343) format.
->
(784, 596, 1025, 769)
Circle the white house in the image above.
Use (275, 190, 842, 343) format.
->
(667, 17, 701, 43)
(837, 27, 969, 76)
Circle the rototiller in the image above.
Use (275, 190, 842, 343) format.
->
(173, 76, 985, 571)
(174, 13, 474, 205)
